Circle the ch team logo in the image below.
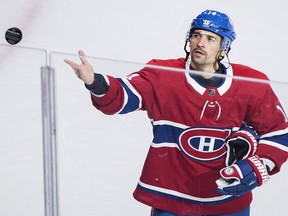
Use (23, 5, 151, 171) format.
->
(179, 128, 231, 161)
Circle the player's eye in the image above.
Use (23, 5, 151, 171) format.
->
(207, 36, 216, 42)
(191, 32, 201, 39)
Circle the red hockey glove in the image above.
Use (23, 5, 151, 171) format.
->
(225, 128, 258, 166)
(216, 155, 270, 196)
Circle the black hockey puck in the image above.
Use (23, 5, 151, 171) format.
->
(5, 27, 23, 45)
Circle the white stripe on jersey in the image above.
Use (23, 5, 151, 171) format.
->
(185, 60, 233, 96)
(152, 120, 190, 129)
(116, 85, 129, 114)
(260, 127, 288, 138)
(138, 181, 232, 203)
(151, 142, 180, 150)
(259, 140, 288, 152)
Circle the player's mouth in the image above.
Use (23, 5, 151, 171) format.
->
(193, 49, 206, 57)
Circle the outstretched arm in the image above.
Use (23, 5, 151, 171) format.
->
(64, 50, 94, 85)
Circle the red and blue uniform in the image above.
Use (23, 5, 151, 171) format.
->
(87, 58, 288, 215)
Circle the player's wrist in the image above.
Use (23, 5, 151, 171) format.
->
(246, 155, 270, 185)
(85, 73, 109, 95)
(216, 155, 270, 196)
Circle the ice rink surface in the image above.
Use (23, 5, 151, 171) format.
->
(0, 0, 288, 215)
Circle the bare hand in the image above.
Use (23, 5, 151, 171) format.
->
(64, 50, 94, 85)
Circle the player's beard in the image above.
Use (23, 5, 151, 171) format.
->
(191, 55, 206, 66)
(191, 53, 208, 66)
(190, 48, 209, 66)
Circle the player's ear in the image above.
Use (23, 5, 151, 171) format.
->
(220, 49, 227, 58)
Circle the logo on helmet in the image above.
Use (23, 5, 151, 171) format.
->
(203, 20, 212, 26)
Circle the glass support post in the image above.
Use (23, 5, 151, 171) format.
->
(41, 66, 59, 216)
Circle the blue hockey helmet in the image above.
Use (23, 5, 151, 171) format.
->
(186, 10, 236, 52)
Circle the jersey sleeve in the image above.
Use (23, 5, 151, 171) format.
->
(88, 65, 158, 115)
(245, 83, 288, 174)
(88, 58, 185, 116)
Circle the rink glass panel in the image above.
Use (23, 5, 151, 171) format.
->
(50, 52, 288, 216)
(0, 44, 46, 215)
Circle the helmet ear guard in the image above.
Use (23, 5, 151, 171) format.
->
(220, 37, 233, 53)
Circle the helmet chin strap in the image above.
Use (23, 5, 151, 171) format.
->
(217, 55, 225, 62)
(184, 41, 190, 62)
(217, 47, 232, 69)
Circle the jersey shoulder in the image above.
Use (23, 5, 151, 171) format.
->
(135, 58, 186, 82)
(147, 58, 186, 69)
(230, 63, 269, 80)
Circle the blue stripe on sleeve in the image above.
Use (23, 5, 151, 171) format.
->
(117, 78, 141, 114)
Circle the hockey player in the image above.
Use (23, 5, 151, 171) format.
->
(64, 10, 288, 216)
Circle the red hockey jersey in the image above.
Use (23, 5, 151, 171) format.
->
(90, 58, 288, 215)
